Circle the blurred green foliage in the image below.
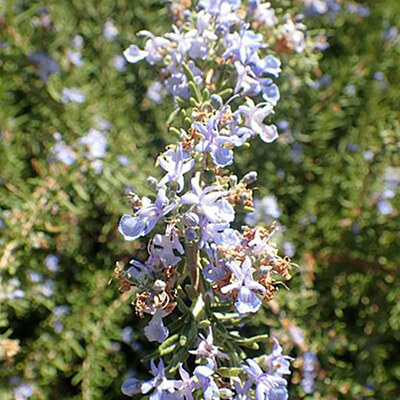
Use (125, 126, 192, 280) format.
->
(241, 1, 400, 398)
(0, 1, 171, 398)
(0, 0, 399, 399)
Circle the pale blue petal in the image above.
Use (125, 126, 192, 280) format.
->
(118, 214, 146, 241)
(121, 378, 141, 396)
(123, 45, 148, 63)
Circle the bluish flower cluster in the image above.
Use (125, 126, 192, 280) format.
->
(303, 0, 341, 18)
(14, 383, 33, 400)
(122, 332, 291, 400)
(0, 277, 25, 301)
(50, 119, 120, 174)
(118, 0, 295, 398)
(346, 3, 370, 18)
(124, 1, 281, 104)
(301, 351, 318, 394)
(376, 167, 399, 216)
(61, 87, 86, 104)
(245, 194, 281, 226)
(28, 52, 60, 81)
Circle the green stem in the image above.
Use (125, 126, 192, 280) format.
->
(192, 293, 205, 321)
(186, 241, 201, 292)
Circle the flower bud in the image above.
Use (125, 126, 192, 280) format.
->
(154, 279, 166, 292)
(229, 175, 238, 186)
(242, 171, 258, 185)
(241, 192, 250, 202)
(185, 228, 198, 242)
(210, 94, 223, 109)
(247, 0, 259, 11)
(147, 176, 158, 187)
(220, 388, 234, 399)
(183, 212, 200, 227)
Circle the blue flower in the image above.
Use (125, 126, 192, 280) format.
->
(377, 199, 393, 215)
(346, 3, 370, 18)
(198, 0, 240, 14)
(14, 384, 33, 400)
(173, 365, 200, 399)
(141, 359, 178, 400)
(127, 257, 153, 283)
(153, 230, 185, 267)
(251, 2, 277, 27)
(182, 176, 235, 224)
(243, 358, 289, 400)
(61, 87, 86, 104)
(282, 241, 295, 258)
(248, 229, 279, 259)
(238, 99, 278, 143)
(246, 195, 282, 226)
(249, 54, 281, 78)
(112, 55, 126, 72)
(198, 0, 241, 33)
(314, 35, 329, 51)
(213, 227, 242, 248)
(117, 155, 130, 166)
(304, 0, 329, 16)
(67, 49, 83, 66)
(223, 24, 263, 65)
(79, 128, 107, 160)
(144, 309, 170, 343)
(147, 81, 165, 103)
(234, 62, 263, 97)
(193, 365, 220, 400)
(193, 117, 234, 167)
(158, 145, 195, 192)
(202, 243, 229, 283)
(119, 189, 176, 241)
(221, 257, 266, 314)
(103, 19, 118, 41)
(301, 351, 318, 394)
(261, 338, 293, 377)
(121, 326, 134, 343)
(164, 60, 203, 99)
(280, 18, 306, 53)
(186, 11, 217, 59)
(28, 52, 60, 81)
(52, 141, 76, 166)
(189, 328, 229, 368)
(124, 31, 171, 65)
(45, 254, 59, 272)
(53, 305, 70, 317)
(233, 379, 252, 400)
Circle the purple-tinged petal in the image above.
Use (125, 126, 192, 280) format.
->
(121, 378, 141, 396)
(118, 214, 146, 241)
(211, 147, 234, 167)
(236, 286, 262, 314)
(141, 378, 157, 394)
(220, 282, 241, 295)
(123, 45, 148, 63)
(259, 124, 278, 143)
(181, 193, 200, 205)
(144, 310, 169, 343)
